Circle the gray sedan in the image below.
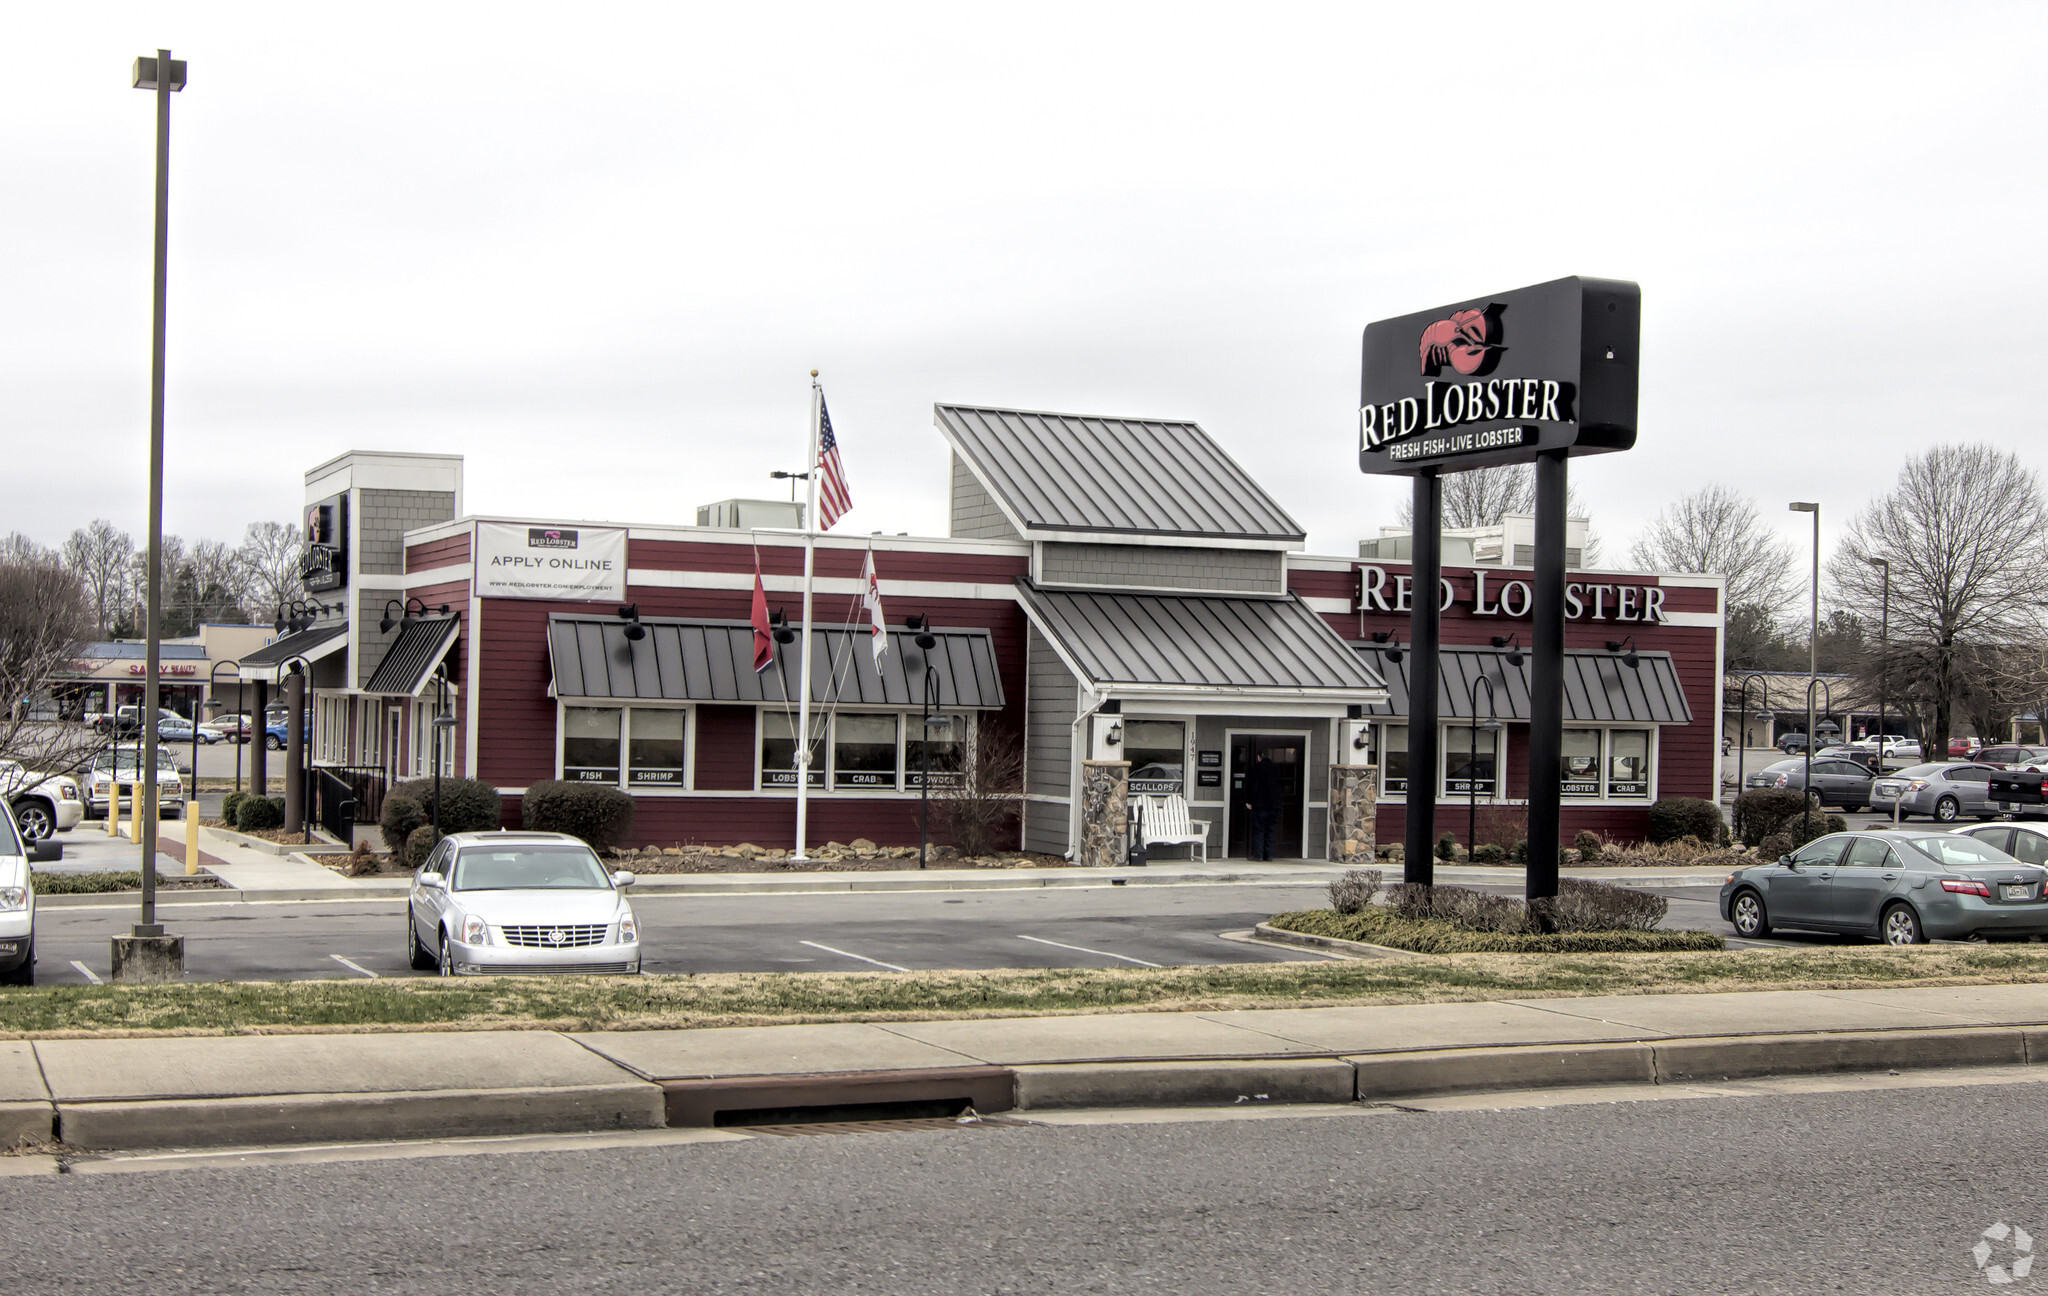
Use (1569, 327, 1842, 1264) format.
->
(1869, 762, 2002, 821)
(1720, 830, 2048, 944)
(1742, 757, 1876, 810)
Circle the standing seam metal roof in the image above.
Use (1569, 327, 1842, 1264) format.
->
(547, 616, 1005, 709)
(935, 405, 1306, 541)
(363, 616, 460, 697)
(1356, 646, 1692, 724)
(1015, 581, 1384, 693)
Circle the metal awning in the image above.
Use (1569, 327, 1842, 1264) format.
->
(1015, 580, 1385, 699)
(1356, 645, 1693, 724)
(547, 616, 1005, 709)
(363, 615, 460, 697)
(236, 622, 348, 682)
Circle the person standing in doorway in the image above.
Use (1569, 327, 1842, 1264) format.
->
(1245, 750, 1283, 861)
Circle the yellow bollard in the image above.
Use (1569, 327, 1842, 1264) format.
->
(131, 776, 142, 842)
(185, 791, 199, 874)
(106, 781, 121, 836)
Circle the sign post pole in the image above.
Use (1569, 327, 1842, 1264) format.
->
(1404, 471, 1441, 887)
(1526, 450, 1569, 901)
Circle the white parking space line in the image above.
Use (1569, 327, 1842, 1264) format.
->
(69, 960, 102, 984)
(797, 940, 907, 972)
(1017, 934, 1162, 967)
(330, 955, 380, 979)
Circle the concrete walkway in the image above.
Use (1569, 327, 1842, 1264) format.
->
(14, 981, 2048, 1151)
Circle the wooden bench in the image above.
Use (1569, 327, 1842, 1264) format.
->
(1135, 793, 1211, 863)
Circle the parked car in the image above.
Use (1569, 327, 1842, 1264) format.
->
(407, 832, 640, 976)
(1721, 829, 2048, 944)
(1864, 737, 1920, 763)
(1972, 745, 2048, 771)
(0, 761, 84, 844)
(1776, 733, 1811, 754)
(264, 720, 290, 750)
(1949, 737, 1984, 757)
(1953, 821, 2048, 868)
(205, 714, 255, 742)
(157, 717, 221, 746)
(95, 705, 183, 738)
(0, 807, 36, 984)
(84, 747, 186, 819)
(1814, 745, 1864, 761)
(1868, 762, 2002, 822)
(1742, 757, 1875, 811)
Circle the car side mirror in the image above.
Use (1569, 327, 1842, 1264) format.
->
(417, 870, 444, 889)
(27, 841, 60, 864)
(612, 870, 636, 888)
(1779, 855, 1794, 868)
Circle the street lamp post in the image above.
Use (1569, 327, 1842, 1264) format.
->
(1735, 672, 1771, 796)
(110, 49, 189, 981)
(907, 615, 940, 870)
(1465, 675, 1501, 854)
(208, 660, 242, 794)
(1790, 500, 1821, 795)
(1804, 677, 1835, 840)
(430, 665, 455, 839)
(1868, 556, 1890, 766)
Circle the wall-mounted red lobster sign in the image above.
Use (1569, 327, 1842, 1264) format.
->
(1358, 276, 1638, 477)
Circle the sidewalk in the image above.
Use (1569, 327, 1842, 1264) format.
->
(12, 982, 2048, 1151)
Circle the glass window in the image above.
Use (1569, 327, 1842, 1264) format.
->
(562, 706, 621, 783)
(1905, 834, 2012, 868)
(627, 709, 687, 787)
(1608, 730, 1651, 797)
(1382, 724, 1409, 794)
(1968, 827, 2015, 855)
(760, 711, 825, 788)
(833, 714, 900, 789)
(1790, 836, 1847, 866)
(1124, 720, 1186, 796)
(1844, 836, 1894, 867)
(413, 698, 455, 777)
(908, 713, 966, 791)
(1561, 730, 1602, 796)
(450, 845, 612, 891)
(2012, 830, 2048, 867)
(1949, 767, 1992, 782)
(1443, 725, 1499, 797)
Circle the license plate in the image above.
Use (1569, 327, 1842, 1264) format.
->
(2005, 885, 2034, 901)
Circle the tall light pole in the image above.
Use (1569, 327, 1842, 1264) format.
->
(1790, 501, 1820, 757)
(112, 50, 188, 981)
(1868, 556, 1890, 765)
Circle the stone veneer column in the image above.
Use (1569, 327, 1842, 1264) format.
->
(1327, 764, 1378, 865)
(1078, 759, 1131, 868)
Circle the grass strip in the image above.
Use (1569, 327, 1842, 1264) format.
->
(4, 946, 2048, 1036)
(1267, 908, 1725, 954)
(32, 871, 167, 895)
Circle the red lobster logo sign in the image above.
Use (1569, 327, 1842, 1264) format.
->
(1418, 304, 1505, 377)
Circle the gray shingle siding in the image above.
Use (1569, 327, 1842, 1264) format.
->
(1039, 542, 1284, 594)
(356, 586, 403, 689)
(358, 489, 457, 575)
(950, 453, 1021, 541)
(1023, 624, 1078, 855)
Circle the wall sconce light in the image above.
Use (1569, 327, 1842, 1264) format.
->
(1370, 630, 1404, 663)
(1489, 633, 1525, 667)
(1352, 726, 1371, 751)
(905, 612, 936, 651)
(618, 603, 646, 642)
(769, 608, 795, 645)
(377, 597, 448, 635)
(1104, 721, 1123, 747)
(1604, 637, 1641, 670)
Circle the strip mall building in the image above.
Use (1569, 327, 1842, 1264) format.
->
(259, 408, 1723, 858)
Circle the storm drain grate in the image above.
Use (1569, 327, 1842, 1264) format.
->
(738, 1111, 1036, 1138)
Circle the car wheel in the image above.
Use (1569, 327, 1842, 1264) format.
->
(407, 911, 436, 970)
(438, 929, 454, 976)
(1934, 796, 1961, 823)
(11, 801, 53, 843)
(2, 943, 33, 987)
(264, 735, 282, 750)
(1730, 889, 1772, 937)
(1882, 902, 1926, 946)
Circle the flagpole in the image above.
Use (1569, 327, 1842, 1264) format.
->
(793, 370, 823, 861)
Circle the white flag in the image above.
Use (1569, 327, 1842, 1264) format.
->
(861, 549, 888, 666)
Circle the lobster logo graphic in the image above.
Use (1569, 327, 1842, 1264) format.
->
(1418, 304, 1505, 377)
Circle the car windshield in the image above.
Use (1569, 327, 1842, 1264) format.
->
(1763, 760, 1803, 772)
(97, 751, 180, 773)
(1904, 835, 2018, 868)
(449, 846, 612, 892)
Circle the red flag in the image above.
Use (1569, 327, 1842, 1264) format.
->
(750, 568, 773, 673)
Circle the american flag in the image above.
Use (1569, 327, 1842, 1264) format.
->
(816, 393, 852, 530)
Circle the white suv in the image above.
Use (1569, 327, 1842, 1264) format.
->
(0, 761, 84, 843)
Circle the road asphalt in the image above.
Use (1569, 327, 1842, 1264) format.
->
(1, 1075, 2041, 1293)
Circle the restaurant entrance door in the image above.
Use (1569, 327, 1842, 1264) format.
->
(1227, 734, 1304, 859)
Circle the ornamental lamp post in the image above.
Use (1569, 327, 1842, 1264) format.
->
(1868, 556, 1891, 765)
(1465, 674, 1501, 856)
(208, 659, 242, 794)
(907, 615, 940, 869)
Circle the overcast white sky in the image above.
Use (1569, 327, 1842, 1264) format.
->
(5, 3, 2037, 568)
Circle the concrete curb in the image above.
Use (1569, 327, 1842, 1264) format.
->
(1013, 1059, 1357, 1110)
(1250, 922, 1421, 960)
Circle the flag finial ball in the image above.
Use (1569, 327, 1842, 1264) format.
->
(810, 369, 819, 377)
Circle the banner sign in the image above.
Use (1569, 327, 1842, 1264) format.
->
(476, 523, 626, 602)
(1359, 276, 1639, 477)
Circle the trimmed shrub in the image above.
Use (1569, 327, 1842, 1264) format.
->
(404, 824, 442, 869)
(380, 794, 426, 853)
(1758, 831, 1794, 862)
(387, 778, 501, 839)
(1733, 788, 1813, 847)
(1471, 843, 1507, 864)
(1385, 877, 1668, 935)
(1648, 796, 1725, 845)
(1327, 868, 1383, 915)
(1435, 832, 1457, 862)
(1574, 829, 1603, 862)
(220, 790, 248, 824)
(1511, 838, 1528, 864)
(1549, 877, 1667, 931)
(234, 795, 284, 832)
(1267, 907, 1722, 954)
(1785, 812, 1848, 850)
(522, 780, 636, 851)
(1388, 883, 1530, 933)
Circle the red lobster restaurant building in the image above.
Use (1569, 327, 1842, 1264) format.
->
(255, 411, 1724, 858)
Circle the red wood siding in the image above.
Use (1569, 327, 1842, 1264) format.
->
(628, 538, 1027, 584)
(406, 533, 472, 572)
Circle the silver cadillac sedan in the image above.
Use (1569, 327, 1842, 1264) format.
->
(1720, 829, 2048, 944)
(407, 831, 640, 975)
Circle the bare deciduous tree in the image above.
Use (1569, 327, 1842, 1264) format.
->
(236, 521, 305, 617)
(61, 519, 134, 641)
(0, 553, 101, 776)
(1396, 464, 1603, 562)
(1829, 444, 2048, 757)
(1628, 483, 1797, 615)
(936, 718, 1024, 858)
